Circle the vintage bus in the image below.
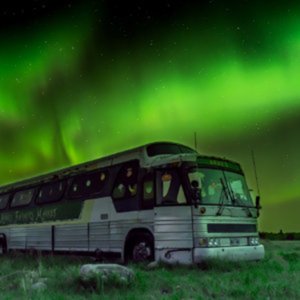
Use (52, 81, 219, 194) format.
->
(0, 142, 264, 264)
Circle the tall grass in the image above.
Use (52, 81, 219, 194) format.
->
(0, 241, 299, 299)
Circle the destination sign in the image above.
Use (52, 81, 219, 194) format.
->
(197, 157, 242, 172)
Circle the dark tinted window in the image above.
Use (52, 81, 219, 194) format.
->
(112, 161, 139, 199)
(11, 188, 35, 208)
(157, 169, 187, 205)
(0, 194, 10, 210)
(147, 143, 196, 157)
(36, 181, 66, 204)
(68, 170, 108, 199)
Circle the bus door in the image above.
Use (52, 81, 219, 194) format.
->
(154, 169, 194, 262)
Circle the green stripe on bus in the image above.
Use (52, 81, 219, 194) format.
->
(0, 200, 83, 225)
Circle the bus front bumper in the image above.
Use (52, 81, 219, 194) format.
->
(193, 244, 265, 263)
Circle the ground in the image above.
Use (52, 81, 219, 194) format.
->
(0, 240, 299, 299)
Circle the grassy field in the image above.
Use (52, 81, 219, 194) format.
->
(0, 240, 299, 300)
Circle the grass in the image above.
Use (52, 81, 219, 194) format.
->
(0, 240, 299, 299)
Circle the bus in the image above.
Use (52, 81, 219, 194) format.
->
(0, 142, 264, 264)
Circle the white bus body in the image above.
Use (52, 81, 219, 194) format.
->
(0, 142, 264, 264)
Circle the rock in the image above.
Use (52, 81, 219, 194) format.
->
(31, 281, 47, 291)
(147, 260, 159, 269)
(38, 277, 48, 284)
(80, 264, 134, 284)
(26, 270, 40, 281)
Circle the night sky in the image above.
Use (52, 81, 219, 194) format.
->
(0, 0, 299, 232)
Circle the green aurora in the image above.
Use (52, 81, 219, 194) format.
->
(0, 1, 299, 232)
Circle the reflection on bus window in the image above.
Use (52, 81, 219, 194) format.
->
(162, 172, 172, 198)
(11, 189, 34, 207)
(128, 184, 137, 196)
(143, 181, 154, 200)
(126, 167, 137, 196)
(142, 172, 154, 209)
(112, 162, 138, 199)
(229, 179, 249, 202)
(68, 170, 108, 199)
(199, 168, 253, 206)
(177, 186, 187, 204)
(113, 183, 126, 198)
(37, 181, 66, 204)
(208, 180, 222, 196)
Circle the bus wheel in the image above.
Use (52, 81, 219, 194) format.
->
(129, 234, 154, 263)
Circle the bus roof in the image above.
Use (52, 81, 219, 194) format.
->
(0, 141, 197, 193)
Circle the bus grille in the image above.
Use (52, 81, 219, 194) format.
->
(207, 224, 257, 233)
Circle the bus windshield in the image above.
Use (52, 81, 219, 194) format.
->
(188, 168, 254, 207)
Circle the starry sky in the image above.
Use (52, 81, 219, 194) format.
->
(0, 0, 299, 232)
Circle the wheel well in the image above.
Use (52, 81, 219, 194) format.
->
(124, 228, 154, 261)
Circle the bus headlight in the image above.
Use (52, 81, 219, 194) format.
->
(198, 238, 221, 247)
(208, 238, 220, 247)
(248, 237, 259, 246)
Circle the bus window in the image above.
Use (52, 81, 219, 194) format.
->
(36, 181, 66, 204)
(177, 186, 187, 204)
(11, 188, 35, 208)
(0, 194, 10, 210)
(142, 172, 154, 209)
(147, 143, 196, 157)
(68, 170, 108, 199)
(157, 170, 187, 205)
(112, 161, 138, 199)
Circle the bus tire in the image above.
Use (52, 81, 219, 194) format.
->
(127, 233, 154, 263)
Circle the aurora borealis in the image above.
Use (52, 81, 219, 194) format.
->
(0, 1, 299, 232)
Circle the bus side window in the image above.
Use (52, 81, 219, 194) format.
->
(112, 161, 139, 199)
(11, 188, 35, 208)
(157, 170, 187, 205)
(142, 172, 154, 209)
(68, 170, 108, 199)
(36, 181, 66, 204)
(0, 194, 10, 210)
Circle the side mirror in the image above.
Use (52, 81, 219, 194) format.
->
(191, 180, 201, 208)
(191, 180, 199, 189)
(255, 196, 261, 217)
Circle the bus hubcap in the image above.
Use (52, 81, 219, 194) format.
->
(133, 242, 151, 261)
